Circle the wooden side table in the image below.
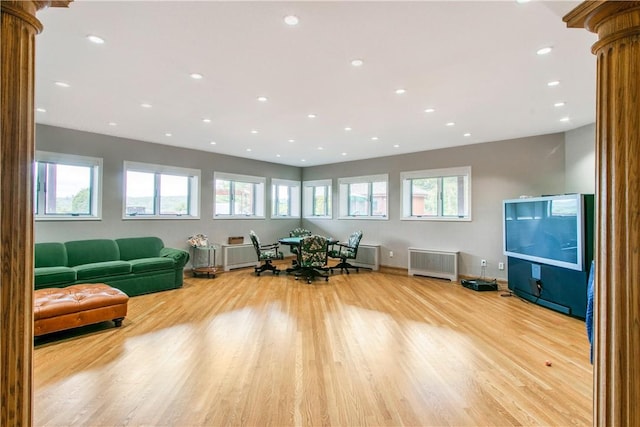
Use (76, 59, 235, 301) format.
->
(191, 244, 219, 278)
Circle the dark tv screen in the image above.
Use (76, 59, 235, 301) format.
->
(503, 194, 584, 271)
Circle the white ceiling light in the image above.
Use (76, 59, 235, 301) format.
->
(140, 103, 152, 108)
(341, 152, 347, 156)
(393, 144, 400, 148)
(317, 147, 323, 150)
(464, 132, 471, 137)
(560, 117, 570, 122)
(547, 80, 560, 87)
(108, 122, 117, 126)
(288, 139, 295, 143)
(246, 148, 252, 152)
(190, 73, 203, 80)
(284, 15, 299, 26)
(257, 96, 268, 102)
(301, 159, 306, 162)
(344, 127, 352, 131)
(36, 108, 46, 113)
(554, 101, 566, 107)
(307, 113, 316, 119)
(54, 81, 70, 88)
(210, 141, 216, 145)
(515, 0, 530, 3)
(251, 130, 258, 134)
(276, 154, 281, 157)
(371, 136, 379, 141)
(86, 34, 105, 44)
(165, 132, 172, 137)
(395, 88, 406, 95)
(446, 122, 455, 126)
(351, 59, 364, 67)
(536, 46, 553, 55)
(202, 118, 211, 123)
(424, 108, 435, 113)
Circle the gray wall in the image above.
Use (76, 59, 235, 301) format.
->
(565, 123, 596, 194)
(35, 124, 301, 259)
(302, 134, 567, 280)
(36, 124, 596, 280)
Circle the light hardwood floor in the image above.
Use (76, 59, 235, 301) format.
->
(34, 264, 592, 426)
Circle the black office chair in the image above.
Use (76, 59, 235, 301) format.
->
(289, 227, 312, 266)
(249, 230, 283, 275)
(328, 230, 368, 274)
(295, 235, 329, 284)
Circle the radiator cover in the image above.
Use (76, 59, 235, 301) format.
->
(408, 248, 459, 281)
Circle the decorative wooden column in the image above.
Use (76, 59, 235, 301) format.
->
(564, 2, 640, 426)
(1, 1, 71, 425)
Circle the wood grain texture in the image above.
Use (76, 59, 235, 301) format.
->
(564, 2, 640, 426)
(34, 267, 592, 426)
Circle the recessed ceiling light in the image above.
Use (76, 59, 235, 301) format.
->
(446, 122, 456, 127)
(36, 108, 46, 113)
(307, 113, 316, 119)
(86, 34, 105, 44)
(203, 118, 211, 123)
(257, 96, 268, 102)
(395, 88, 406, 95)
(301, 159, 306, 162)
(554, 101, 566, 107)
(351, 59, 364, 67)
(393, 144, 400, 148)
(341, 152, 347, 156)
(536, 47, 553, 55)
(560, 117, 570, 122)
(344, 127, 352, 131)
(317, 147, 323, 150)
(371, 136, 379, 141)
(140, 103, 152, 108)
(284, 15, 299, 26)
(165, 132, 172, 137)
(246, 148, 252, 152)
(547, 80, 560, 87)
(108, 122, 117, 126)
(276, 154, 281, 157)
(210, 141, 216, 145)
(251, 130, 258, 134)
(190, 73, 203, 80)
(516, 0, 531, 4)
(54, 81, 70, 88)
(288, 139, 295, 143)
(424, 108, 435, 113)
(464, 133, 471, 137)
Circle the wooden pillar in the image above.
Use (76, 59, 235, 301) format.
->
(1, 1, 71, 425)
(564, 2, 640, 426)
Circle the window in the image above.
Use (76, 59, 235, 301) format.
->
(34, 151, 102, 220)
(338, 174, 388, 219)
(401, 166, 471, 221)
(303, 179, 332, 219)
(124, 161, 200, 219)
(271, 178, 300, 218)
(214, 172, 265, 218)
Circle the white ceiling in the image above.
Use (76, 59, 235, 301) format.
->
(35, 1, 597, 167)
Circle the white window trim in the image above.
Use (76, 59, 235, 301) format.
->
(400, 166, 472, 222)
(34, 151, 103, 221)
(214, 171, 266, 219)
(123, 161, 200, 220)
(303, 179, 332, 219)
(338, 173, 389, 220)
(271, 178, 301, 219)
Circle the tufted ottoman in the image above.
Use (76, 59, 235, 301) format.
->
(34, 284, 129, 336)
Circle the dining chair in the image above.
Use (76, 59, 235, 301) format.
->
(288, 227, 312, 265)
(328, 230, 368, 274)
(295, 235, 329, 284)
(249, 230, 283, 275)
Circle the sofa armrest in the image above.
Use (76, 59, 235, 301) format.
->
(160, 247, 190, 268)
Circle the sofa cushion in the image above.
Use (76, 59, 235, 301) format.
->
(73, 261, 131, 280)
(65, 239, 120, 267)
(116, 237, 164, 261)
(34, 266, 77, 287)
(129, 257, 175, 273)
(35, 242, 68, 268)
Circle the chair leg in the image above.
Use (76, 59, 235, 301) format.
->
(330, 259, 371, 274)
(255, 260, 280, 275)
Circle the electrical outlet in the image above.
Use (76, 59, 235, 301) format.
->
(498, 262, 505, 270)
(389, 251, 394, 258)
(481, 259, 487, 267)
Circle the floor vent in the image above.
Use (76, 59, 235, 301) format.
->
(222, 243, 258, 271)
(408, 248, 458, 281)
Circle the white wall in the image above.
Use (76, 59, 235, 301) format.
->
(565, 123, 596, 194)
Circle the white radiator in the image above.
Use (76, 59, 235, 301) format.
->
(222, 243, 259, 271)
(352, 244, 380, 271)
(408, 248, 458, 281)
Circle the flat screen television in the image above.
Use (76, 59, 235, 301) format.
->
(503, 194, 589, 271)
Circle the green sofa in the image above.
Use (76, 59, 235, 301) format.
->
(34, 237, 189, 297)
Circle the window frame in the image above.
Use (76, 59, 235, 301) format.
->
(271, 178, 301, 219)
(400, 166, 472, 222)
(34, 151, 103, 221)
(123, 161, 200, 220)
(214, 171, 266, 219)
(303, 179, 332, 219)
(338, 174, 388, 220)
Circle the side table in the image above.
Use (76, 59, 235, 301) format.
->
(191, 244, 219, 278)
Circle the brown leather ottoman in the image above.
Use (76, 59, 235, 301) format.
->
(34, 284, 129, 336)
